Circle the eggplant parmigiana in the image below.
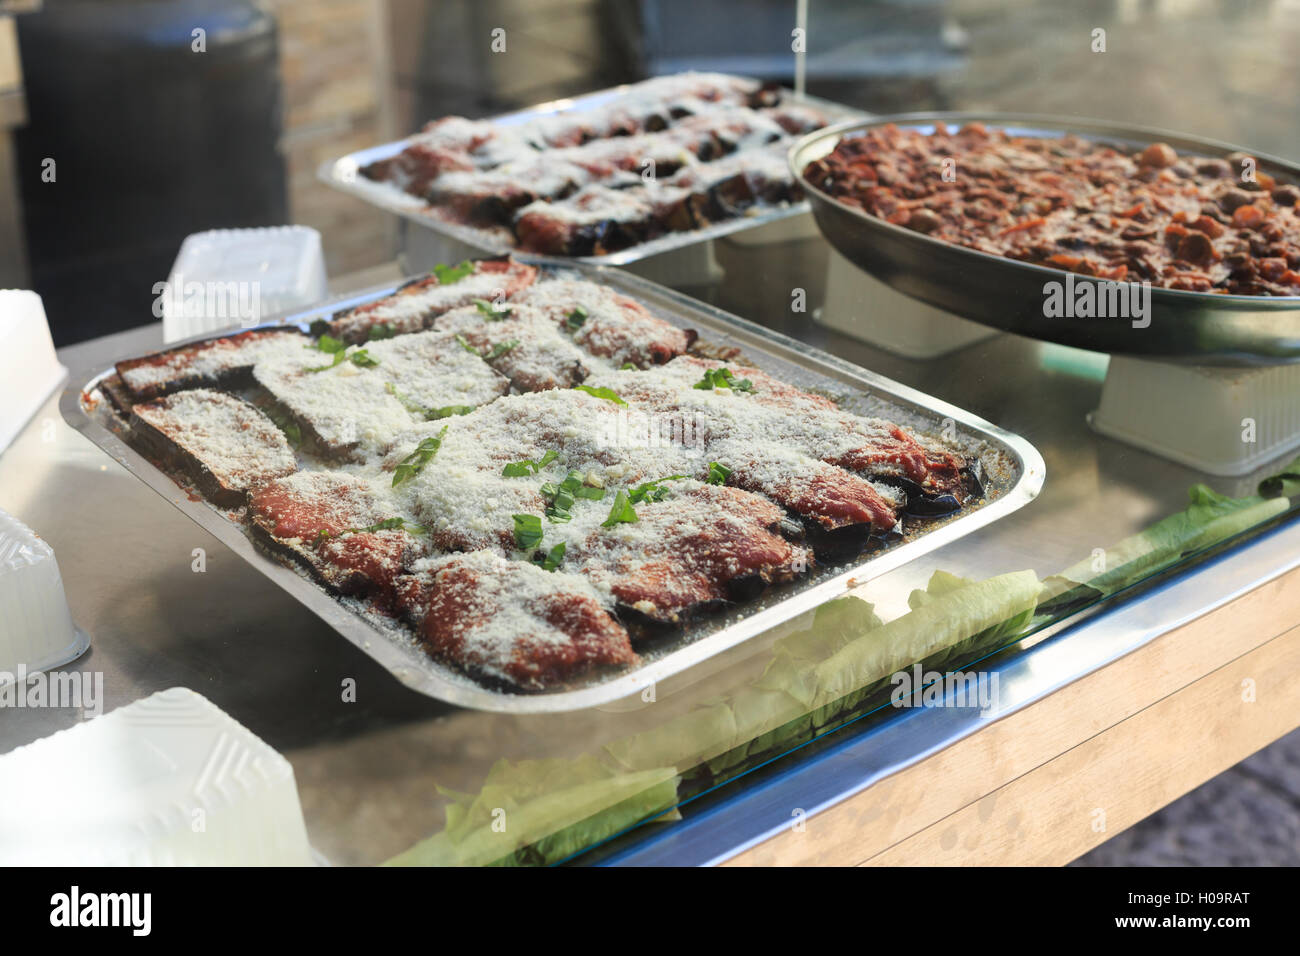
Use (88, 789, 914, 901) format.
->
(105, 260, 977, 692)
(803, 122, 1300, 295)
(359, 73, 831, 257)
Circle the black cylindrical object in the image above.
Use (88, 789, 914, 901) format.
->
(16, 0, 287, 344)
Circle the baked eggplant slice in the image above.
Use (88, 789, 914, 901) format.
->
(115, 329, 307, 401)
(577, 484, 812, 625)
(130, 389, 297, 507)
(325, 258, 538, 343)
(514, 278, 696, 368)
(394, 550, 638, 692)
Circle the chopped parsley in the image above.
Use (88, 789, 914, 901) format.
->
(620, 362, 638, 371)
(693, 367, 755, 392)
(565, 305, 588, 332)
(473, 298, 512, 320)
(391, 426, 448, 486)
(502, 450, 558, 478)
(305, 339, 380, 373)
(533, 541, 566, 572)
(573, 384, 627, 406)
(512, 513, 544, 551)
(433, 260, 475, 285)
(706, 461, 732, 485)
(482, 339, 519, 361)
(367, 323, 395, 341)
(263, 405, 302, 448)
(349, 348, 379, 368)
(628, 475, 687, 504)
(315, 517, 426, 541)
(310, 334, 346, 354)
(541, 470, 605, 522)
(385, 382, 474, 420)
(456, 333, 519, 362)
(601, 489, 639, 528)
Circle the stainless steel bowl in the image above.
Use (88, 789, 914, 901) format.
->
(790, 112, 1300, 367)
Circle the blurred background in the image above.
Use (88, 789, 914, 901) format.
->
(3, 0, 1299, 344)
(0, 0, 1296, 864)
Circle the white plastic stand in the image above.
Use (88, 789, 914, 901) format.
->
(815, 246, 998, 359)
(1091, 356, 1300, 476)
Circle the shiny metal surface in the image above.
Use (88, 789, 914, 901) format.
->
(2, 237, 1295, 865)
(61, 265, 1043, 713)
(790, 113, 1300, 366)
(318, 79, 864, 267)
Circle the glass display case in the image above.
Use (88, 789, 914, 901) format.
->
(1, 0, 1298, 868)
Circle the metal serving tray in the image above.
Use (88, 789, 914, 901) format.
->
(319, 78, 865, 267)
(791, 112, 1300, 367)
(62, 265, 1044, 713)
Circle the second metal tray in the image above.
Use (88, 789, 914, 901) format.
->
(319, 78, 864, 267)
(63, 265, 1044, 713)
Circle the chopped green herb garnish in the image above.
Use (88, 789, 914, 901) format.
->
(693, 367, 755, 392)
(312, 334, 346, 354)
(601, 489, 639, 528)
(628, 475, 687, 504)
(565, 305, 589, 332)
(455, 333, 518, 362)
(482, 339, 519, 361)
(316, 517, 426, 540)
(391, 426, 448, 486)
(305, 349, 348, 372)
(502, 449, 559, 478)
(706, 461, 732, 485)
(367, 323, 395, 340)
(349, 349, 379, 368)
(473, 298, 512, 320)
(533, 541, 566, 572)
(620, 362, 638, 371)
(264, 406, 302, 448)
(433, 260, 475, 285)
(385, 383, 475, 421)
(542, 470, 605, 522)
(574, 384, 627, 406)
(306, 340, 379, 372)
(512, 513, 544, 551)
(429, 405, 475, 419)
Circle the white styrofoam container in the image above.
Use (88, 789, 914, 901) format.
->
(0, 508, 86, 682)
(1090, 357, 1300, 477)
(814, 247, 997, 359)
(0, 688, 314, 866)
(160, 226, 329, 343)
(0, 290, 68, 454)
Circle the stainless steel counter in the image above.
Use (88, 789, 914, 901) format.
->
(1, 234, 1295, 865)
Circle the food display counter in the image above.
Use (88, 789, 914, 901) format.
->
(2, 230, 1296, 866)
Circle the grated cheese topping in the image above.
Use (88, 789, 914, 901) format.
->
(132, 388, 297, 493)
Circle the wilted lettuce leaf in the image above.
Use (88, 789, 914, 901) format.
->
(387, 755, 679, 867)
(811, 570, 1041, 712)
(1047, 484, 1289, 599)
(1260, 455, 1300, 500)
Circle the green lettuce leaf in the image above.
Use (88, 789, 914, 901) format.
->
(386, 755, 680, 867)
(1046, 484, 1290, 600)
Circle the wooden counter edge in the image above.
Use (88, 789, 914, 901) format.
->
(722, 562, 1300, 866)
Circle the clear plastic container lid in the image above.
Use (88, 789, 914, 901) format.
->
(160, 226, 329, 342)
